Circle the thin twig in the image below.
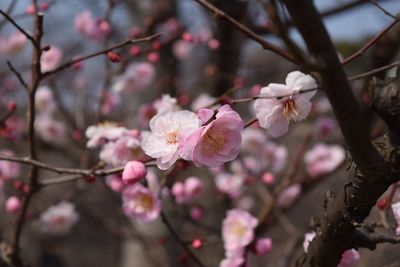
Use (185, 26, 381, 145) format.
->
(42, 33, 162, 77)
(342, 18, 399, 65)
(7, 61, 28, 90)
(0, 154, 156, 180)
(368, 0, 397, 20)
(0, 9, 34, 43)
(160, 211, 207, 267)
(192, 0, 297, 64)
(348, 59, 400, 80)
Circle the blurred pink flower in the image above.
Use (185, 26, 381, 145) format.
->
(153, 94, 181, 114)
(171, 176, 203, 204)
(100, 91, 120, 115)
(112, 62, 155, 93)
(222, 209, 258, 252)
(35, 85, 55, 113)
(392, 202, 400, 234)
(41, 46, 62, 72)
(5, 196, 21, 214)
(254, 71, 317, 137)
(122, 161, 147, 185)
(141, 110, 200, 170)
(99, 129, 144, 166)
(191, 93, 217, 111)
(173, 40, 193, 60)
(241, 128, 288, 173)
(122, 184, 160, 223)
(338, 249, 360, 267)
(74, 10, 105, 40)
(0, 150, 21, 180)
(303, 231, 316, 253)
(179, 105, 244, 167)
(315, 116, 336, 138)
(35, 115, 66, 144)
(277, 183, 302, 208)
(40, 201, 79, 234)
(85, 122, 127, 148)
(0, 32, 27, 54)
(215, 172, 245, 198)
(0, 117, 25, 141)
(304, 143, 345, 178)
(219, 255, 245, 267)
(106, 174, 125, 193)
(137, 103, 157, 129)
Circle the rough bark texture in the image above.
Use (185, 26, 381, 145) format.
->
(282, 0, 399, 266)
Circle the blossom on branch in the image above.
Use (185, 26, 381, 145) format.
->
(122, 184, 161, 223)
(141, 110, 200, 170)
(39, 201, 79, 235)
(254, 71, 317, 137)
(179, 105, 244, 167)
(304, 143, 345, 178)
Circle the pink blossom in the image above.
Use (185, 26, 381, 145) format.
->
(41, 46, 62, 72)
(112, 62, 155, 92)
(74, 10, 105, 40)
(137, 103, 157, 128)
(304, 143, 345, 178)
(241, 128, 288, 173)
(179, 105, 244, 167)
(0, 117, 25, 141)
(219, 255, 245, 267)
(100, 91, 120, 115)
(106, 174, 125, 192)
(191, 93, 217, 111)
(0, 32, 27, 54)
(85, 122, 127, 148)
(222, 209, 258, 252)
(154, 94, 181, 114)
(338, 249, 360, 267)
(99, 129, 145, 166)
(173, 40, 193, 60)
(40, 201, 79, 234)
(122, 184, 161, 223)
(392, 201, 400, 231)
(35, 86, 55, 112)
(122, 161, 147, 185)
(141, 110, 200, 170)
(254, 238, 273, 256)
(191, 206, 203, 220)
(254, 71, 317, 137)
(5, 196, 21, 214)
(171, 176, 203, 204)
(277, 183, 302, 208)
(215, 172, 245, 198)
(35, 115, 66, 144)
(316, 116, 336, 137)
(0, 150, 21, 180)
(303, 231, 316, 253)
(261, 172, 275, 185)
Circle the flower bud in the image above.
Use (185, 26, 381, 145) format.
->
(107, 51, 122, 63)
(254, 238, 272, 256)
(122, 161, 147, 185)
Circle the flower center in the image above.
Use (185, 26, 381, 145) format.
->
(229, 221, 246, 237)
(282, 98, 298, 120)
(166, 131, 178, 144)
(204, 129, 227, 152)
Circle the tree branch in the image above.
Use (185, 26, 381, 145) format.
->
(192, 0, 297, 64)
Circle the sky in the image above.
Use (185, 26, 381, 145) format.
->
(316, 0, 400, 41)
